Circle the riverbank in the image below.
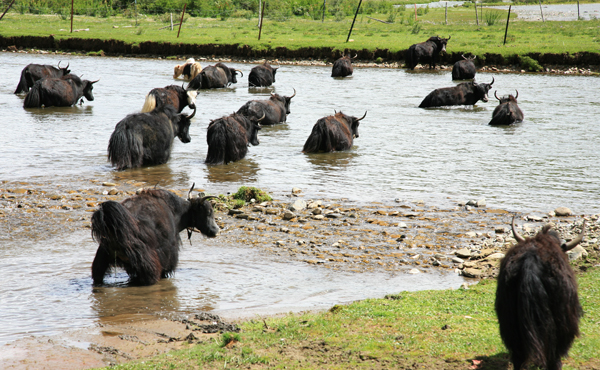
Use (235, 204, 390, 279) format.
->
(1, 181, 599, 369)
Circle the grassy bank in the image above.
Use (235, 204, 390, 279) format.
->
(1, 7, 599, 62)
(103, 267, 600, 369)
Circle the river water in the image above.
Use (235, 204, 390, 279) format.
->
(0, 52, 599, 345)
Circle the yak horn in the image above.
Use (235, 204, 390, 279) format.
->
(257, 112, 266, 122)
(236, 69, 244, 77)
(90, 79, 100, 84)
(461, 54, 467, 60)
(494, 91, 501, 101)
(447, 35, 451, 41)
(186, 106, 197, 119)
(563, 221, 586, 251)
(187, 183, 195, 200)
(273, 61, 280, 70)
(357, 111, 367, 121)
(511, 215, 525, 243)
(289, 88, 296, 99)
(200, 195, 219, 203)
(514, 90, 519, 100)
(65, 62, 69, 70)
(490, 77, 495, 86)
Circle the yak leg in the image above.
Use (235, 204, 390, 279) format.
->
(510, 353, 525, 370)
(91, 246, 112, 285)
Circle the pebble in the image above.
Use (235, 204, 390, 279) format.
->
(555, 207, 573, 217)
(408, 268, 420, 274)
(455, 248, 472, 258)
(462, 268, 482, 278)
(289, 199, 306, 212)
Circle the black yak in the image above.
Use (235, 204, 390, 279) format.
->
(236, 88, 296, 125)
(248, 61, 279, 87)
(186, 62, 243, 90)
(108, 104, 195, 170)
(452, 54, 477, 80)
(173, 58, 202, 80)
(205, 112, 264, 165)
(141, 84, 198, 113)
(495, 217, 585, 370)
(489, 90, 524, 126)
(23, 74, 98, 108)
(331, 55, 355, 77)
(91, 185, 219, 285)
(302, 111, 367, 153)
(14, 61, 71, 94)
(419, 77, 494, 108)
(406, 36, 450, 70)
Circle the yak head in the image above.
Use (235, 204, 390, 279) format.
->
(267, 62, 280, 83)
(429, 36, 451, 53)
(247, 113, 265, 146)
(187, 184, 220, 239)
(337, 110, 367, 139)
(174, 106, 196, 143)
(512, 216, 586, 252)
(461, 54, 476, 62)
(474, 77, 494, 102)
(57, 61, 71, 76)
(83, 79, 99, 101)
(229, 68, 243, 84)
(495, 90, 518, 104)
(270, 88, 296, 115)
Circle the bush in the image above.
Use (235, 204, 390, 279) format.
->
(483, 9, 502, 26)
(232, 186, 272, 203)
(519, 55, 543, 72)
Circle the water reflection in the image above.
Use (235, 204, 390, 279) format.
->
(247, 86, 275, 95)
(304, 150, 360, 171)
(109, 164, 185, 187)
(205, 158, 260, 183)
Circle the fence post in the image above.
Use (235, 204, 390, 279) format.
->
(538, 0, 544, 22)
(503, 5, 511, 45)
(577, 0, 580, 19)
(258, 0, 265, 40)
(170, 13, 173, 30)
(135, 0, 138, 26)
(475, 0, 479, 25)
(414, 3, 417, 21)
(177, 3, 186, 38)
(0, 0, 16, 21)
(322, 0, 326, 22)
(445, 2, 447, 25)
(346, 0, 362, 42)
(258, 0, 262, 27)
(70, 0, 74, 33)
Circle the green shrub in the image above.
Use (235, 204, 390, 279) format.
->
(411, 22, 421, 34)
(483, 9, 502, 26)
(519, 55, 543, 72)
(232, 186, 272, 203)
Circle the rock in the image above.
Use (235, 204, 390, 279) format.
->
(455, 248, 472, 258)
(526, 215, 544, 222)
(495, 227, 508, 234)
(228, 209, 244, 215)
(554, 207, 573, 217)
(451, 257, 465, 264)
(275, 240, 285, 246)
(398, 222, 408, 229)
(476, 198, 486, 207)
(108, 188, 119, 195)
(465, 232, 477, 238)
(235, 214, 249, 219)
(567, 245, 587, 261)
(312, 208, 322, 215)
(291, 187, 302, 194)
(280, 227, 290, 233)
(466, 200, 477, 206)
(326, 213, 342, 219)
(283, 211, 296, 220)
(307, 201, 321, 209)
(289, 199, 306, 212)
(312, 215, 325, 220)
(265, 208, 279, 215)
(102, 182, 117, 187)
(462, 268, 482, 278)
(408, 268, 420, 274)
(486, 253, 505, 260)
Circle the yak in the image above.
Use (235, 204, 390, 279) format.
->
(23, 74, 98, 108)
(302, 111, 367, 153)
(173, 58, 202, 80)
(406, 36, 450, 70)
(186, 62, 243, 90)
(248, 61, 279, 87)
(91, 184, 219, 286)
(108, 103, 195, 170)
(141, 84, 198, 113)
(419, 77, 494, 108)
(489, 90, 524, 126)
(331, 54, 355, 77)
(236, 88, 296, 126)
(205, 112, 265, 165)
(495, 217, 585, 370)
(452, 54, 477, 80)
(14, 61, 71, 94)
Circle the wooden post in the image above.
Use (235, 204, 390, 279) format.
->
(258, 0, 262, 26)
(0, 0, 16, 21)
(258, 0, 265, 40)
(170, 13, 173, 30)
(538, 0, 544, 22)
(577, 1, 580, 19)
(346, 0, 362, 42)
(503, 5, 511, 45)
(70, 0, 74, 33)
(135, 0, 138, 26)
(322, 0, 326, 22)
(177, 3, 186, 38)
(445, 2, 447, 25)
(475, 0, 479, 25)
(414, 3, 417, 21)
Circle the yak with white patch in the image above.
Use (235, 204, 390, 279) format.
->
(236, 88, 296, 125)
(406, 36, 450, 70)
(141, 84, 198, 113)
(302, 111, 367, 153)
(15, 61, 71, 94)
(248, 62, 279, 87)
(488, 91, 524, 126)
(452, 54, 477, 80)
(91, 185, 219, 286)
(23, 74, 98, 108)
(205, 112, 264, 165)
(186, 62, 243, 90)
(419, 77, 494, 108)
(495, 217, 585, 370)
(173, 58, 202, 80)
(108, 103, 195, 170)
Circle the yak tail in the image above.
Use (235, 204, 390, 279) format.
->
(15, 69, 30, 94)
(141, 92, 156, 113)
(23, 82, 42, 108)
(91, 201, 161, 285)
(108, 122, 144, 170)
(302, 122, 331, 153)
(205, 123, 228, 165)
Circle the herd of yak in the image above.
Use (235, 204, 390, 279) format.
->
(14, 37, 584, 370)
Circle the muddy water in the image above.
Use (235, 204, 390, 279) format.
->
(1, 52, 599, 345)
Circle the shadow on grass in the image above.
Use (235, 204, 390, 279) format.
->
(472, 352, 511, 370)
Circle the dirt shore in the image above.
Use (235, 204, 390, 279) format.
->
(1, 179, 599, 369)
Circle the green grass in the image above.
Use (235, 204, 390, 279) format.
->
(1, 8, 599, 58)
(104, 267, 600, 369)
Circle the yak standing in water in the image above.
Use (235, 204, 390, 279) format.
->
(331, 55, 355, 77)
(91, 185, 219, 286)
(173, 58, 202, 80)
(186, 62, 243, 90)
(495, 217, 585, 370)
(419, 77, 494, 108)
(141, 85, 198, 113)
(489, 91, 524, 126)
(406, 36, 450, 70)
(452, 54, 477, 80)
(302, 111, 367, 153)
(205, 113, 264, 165)
(236, 89, 296, 126)
(248, 62, 279, 87)
(108, 104, 195, 170)
(15, 61, 71, 94)
(23, 74, 98, 108)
